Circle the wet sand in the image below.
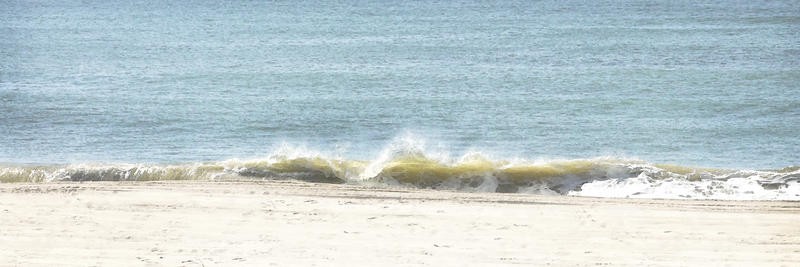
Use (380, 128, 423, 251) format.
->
(1, 181, 798, 266)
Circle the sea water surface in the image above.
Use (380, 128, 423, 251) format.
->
(1, 0, 798, 199)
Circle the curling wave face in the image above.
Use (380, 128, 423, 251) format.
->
(1, 143, 798, 201)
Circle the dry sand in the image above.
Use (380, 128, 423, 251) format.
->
(1, 180, 798, 266)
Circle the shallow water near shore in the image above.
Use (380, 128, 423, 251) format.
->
(1, 1, 798, 199)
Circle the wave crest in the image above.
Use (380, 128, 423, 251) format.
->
(1, 143, 797, 200)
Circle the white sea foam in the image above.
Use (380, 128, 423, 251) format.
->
(570, 171, 800, 201)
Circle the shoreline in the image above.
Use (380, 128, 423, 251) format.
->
(2, 181, 799, 266)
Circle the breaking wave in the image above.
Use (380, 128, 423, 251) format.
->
(2, 137, 798, 201)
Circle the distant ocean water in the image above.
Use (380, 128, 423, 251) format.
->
(1, 0, 798, 199)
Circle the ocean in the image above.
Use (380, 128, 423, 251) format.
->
(1, 0, 798, 199)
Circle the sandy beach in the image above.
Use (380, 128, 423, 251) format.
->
(1, 180, 798, 266)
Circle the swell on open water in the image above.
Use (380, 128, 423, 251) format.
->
(1, 1, 799, 200)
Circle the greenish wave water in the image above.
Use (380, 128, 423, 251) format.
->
(2, 141, 798, 200)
